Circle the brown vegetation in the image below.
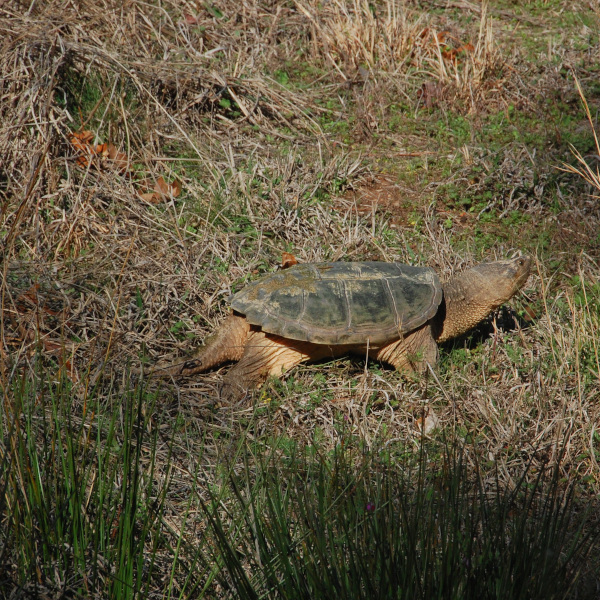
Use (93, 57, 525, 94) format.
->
(1, 0, 600, 593)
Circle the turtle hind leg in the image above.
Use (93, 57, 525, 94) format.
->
(221, 332, 323, 399)
(150, 313, 250, 378)
(373, 324, 438, 374)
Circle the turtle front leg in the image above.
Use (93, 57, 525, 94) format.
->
(221, 332, 328, 399)
(372, 325, 438, 374)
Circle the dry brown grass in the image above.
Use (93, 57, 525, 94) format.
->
(1, 0, 600, 593)
(295, 0, 515, 112)
(1, 0, 598, 466)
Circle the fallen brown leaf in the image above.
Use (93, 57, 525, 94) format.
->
(97, 142, 130, 173)
(281, 252, 298, 269)
(70, 130, 130, 173)
(71, 128, 183, 203)
(138, 176, 182, 203)
(70, 130, 97, 168)
(183, 12, 199, 25)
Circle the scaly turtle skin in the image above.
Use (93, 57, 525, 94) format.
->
(151, 255, 531, 398)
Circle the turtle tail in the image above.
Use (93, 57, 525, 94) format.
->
(149, 313, 250, 378)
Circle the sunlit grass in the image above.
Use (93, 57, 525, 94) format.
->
(2, 0, 600, 597)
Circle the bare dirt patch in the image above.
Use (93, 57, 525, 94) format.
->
(337, 174, 420, 224)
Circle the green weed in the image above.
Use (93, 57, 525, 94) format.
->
(197, 438, 599, 600)
(0, 367, 173, 598)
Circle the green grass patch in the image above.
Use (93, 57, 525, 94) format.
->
(198, 438, 599, 600)
(0, 367, 172, 598)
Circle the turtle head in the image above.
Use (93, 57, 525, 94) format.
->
(436, 254, 532, 343)
(468, 255, 532, 307)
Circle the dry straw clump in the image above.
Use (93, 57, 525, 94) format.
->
(295, 0, 508, 111)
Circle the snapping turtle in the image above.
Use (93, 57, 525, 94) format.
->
(152, 255, 531, 397)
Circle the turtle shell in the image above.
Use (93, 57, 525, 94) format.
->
(230, 262, 442, 345)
